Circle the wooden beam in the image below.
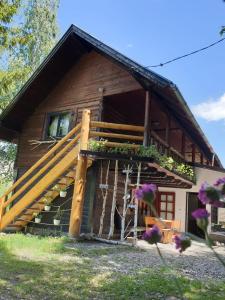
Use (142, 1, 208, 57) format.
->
(69, 110, 91, 238)
(143, 90, 150, 146)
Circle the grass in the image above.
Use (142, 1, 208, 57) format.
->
(0, 234, 225, 299)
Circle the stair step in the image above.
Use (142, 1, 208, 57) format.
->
(7, 224, 22, 227)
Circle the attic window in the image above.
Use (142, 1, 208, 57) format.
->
(46, 112, 71, 138)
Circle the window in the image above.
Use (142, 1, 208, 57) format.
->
(157, 192, 175, 220)
(46, 112, 71, 138)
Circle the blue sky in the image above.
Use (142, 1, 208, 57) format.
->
(58, 0, 225, 165)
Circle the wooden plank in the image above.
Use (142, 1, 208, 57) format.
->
(0, 146, 78, 231)
(90, 131, 143, 141)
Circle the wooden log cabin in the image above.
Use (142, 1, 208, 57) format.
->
(0, 24, 225, 239)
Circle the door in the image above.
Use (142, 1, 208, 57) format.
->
(187, 192, 205, 238)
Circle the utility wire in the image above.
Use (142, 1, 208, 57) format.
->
(146, 37, 225, 68)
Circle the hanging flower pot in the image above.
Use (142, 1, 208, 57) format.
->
(60, 190, 67, 198)
(53, 219, 60, 226)
(53, 208, 61, 225)
(44, 205, 51, 211)
(33, 212, 42, 224)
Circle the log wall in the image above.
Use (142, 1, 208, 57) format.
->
(15, 50, 141, 168)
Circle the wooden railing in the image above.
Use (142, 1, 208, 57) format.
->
(0, 122, 82, 228)
(0, 109, 188, 233)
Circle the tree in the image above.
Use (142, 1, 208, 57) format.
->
(0, 0, 60, 184)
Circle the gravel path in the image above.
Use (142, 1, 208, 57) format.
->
(69, 240, 225, 281)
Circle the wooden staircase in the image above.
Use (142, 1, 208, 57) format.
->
(0, 114, 87, 234)
(0, 109, 146, 236)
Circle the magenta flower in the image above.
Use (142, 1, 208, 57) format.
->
(142, 225, 162, 244)
(192, 208, 210, 231)
(214, 177, 225, 198)
(135, 183, 157, 205)
(173, 235, 191, 253)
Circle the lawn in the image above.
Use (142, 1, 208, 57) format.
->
(0, 234, 224, 300)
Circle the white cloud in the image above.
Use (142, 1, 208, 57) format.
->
(126, 43, 133, 48)
(192, 93, 225, 122)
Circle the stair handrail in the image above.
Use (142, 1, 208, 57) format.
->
(0, 123, 81, 204)
(2, 133, 81, 209)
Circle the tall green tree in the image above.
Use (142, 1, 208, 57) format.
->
(0, 0, 59, 184)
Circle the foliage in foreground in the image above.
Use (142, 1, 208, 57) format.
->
(0, 234, 225, 300)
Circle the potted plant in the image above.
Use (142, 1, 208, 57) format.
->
(43, 197, 51, 211)
(53, 208, 62, 225)
(60, 187, 67, 198)
(33, 212, 42, 223)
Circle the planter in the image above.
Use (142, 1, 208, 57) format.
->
(80, 150, 155, 163)
(53, 219, 60, 226)
(35, 217, 41, 224)
(44, 205, 51, 211)
(60, 190, 67, 198)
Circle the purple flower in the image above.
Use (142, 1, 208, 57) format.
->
(214, 177, 225, 197)
(192, 208, 210, 231)
(198, 182, 221, 205)
(142, 225, 162, 244)
(192, 208, 210, 220)
(214, 177, 225, 187)
(173, 235, 191, 253)
(135, 184, 157, 205)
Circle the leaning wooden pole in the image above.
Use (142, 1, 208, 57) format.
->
(108, 160, 118, 240)
(69, 110, 90, 238)
(133, 162, 141, 243)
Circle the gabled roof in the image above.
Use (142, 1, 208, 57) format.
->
(0, 24, 222, 167)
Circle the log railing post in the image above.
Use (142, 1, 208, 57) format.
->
(69, 110, 91, 238)
(0, 197, 5, 229)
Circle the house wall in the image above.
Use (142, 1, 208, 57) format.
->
(15, 50, 141, 169)
(159, 166, 225, 231)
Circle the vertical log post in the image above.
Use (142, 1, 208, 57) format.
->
(134, 162, 141, 244)
(69, 109, 91, 238)
(191, 144, 196, 163)
(181, 132, 186, 159)
(143, 91, 150, 146)
(0, 197, 5, 229)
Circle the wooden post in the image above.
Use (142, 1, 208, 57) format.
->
(191, 144, 196, 163)
(108, 160, 118, 239)
(134, 162, 141, 244)
(143, 91, 150, 146)
(0, 197, 5, 229)
(181, 132, 186, 158)
(69, 110, 90, 238)
(200, 153, 204, 165)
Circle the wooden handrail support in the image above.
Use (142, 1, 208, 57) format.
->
(0, 123, 81, 202)
(69, 109, 91, 237)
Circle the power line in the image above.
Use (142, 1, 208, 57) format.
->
(146, 37, 225, 68)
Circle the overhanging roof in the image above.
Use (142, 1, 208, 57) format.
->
(0, 24, 222, 167)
